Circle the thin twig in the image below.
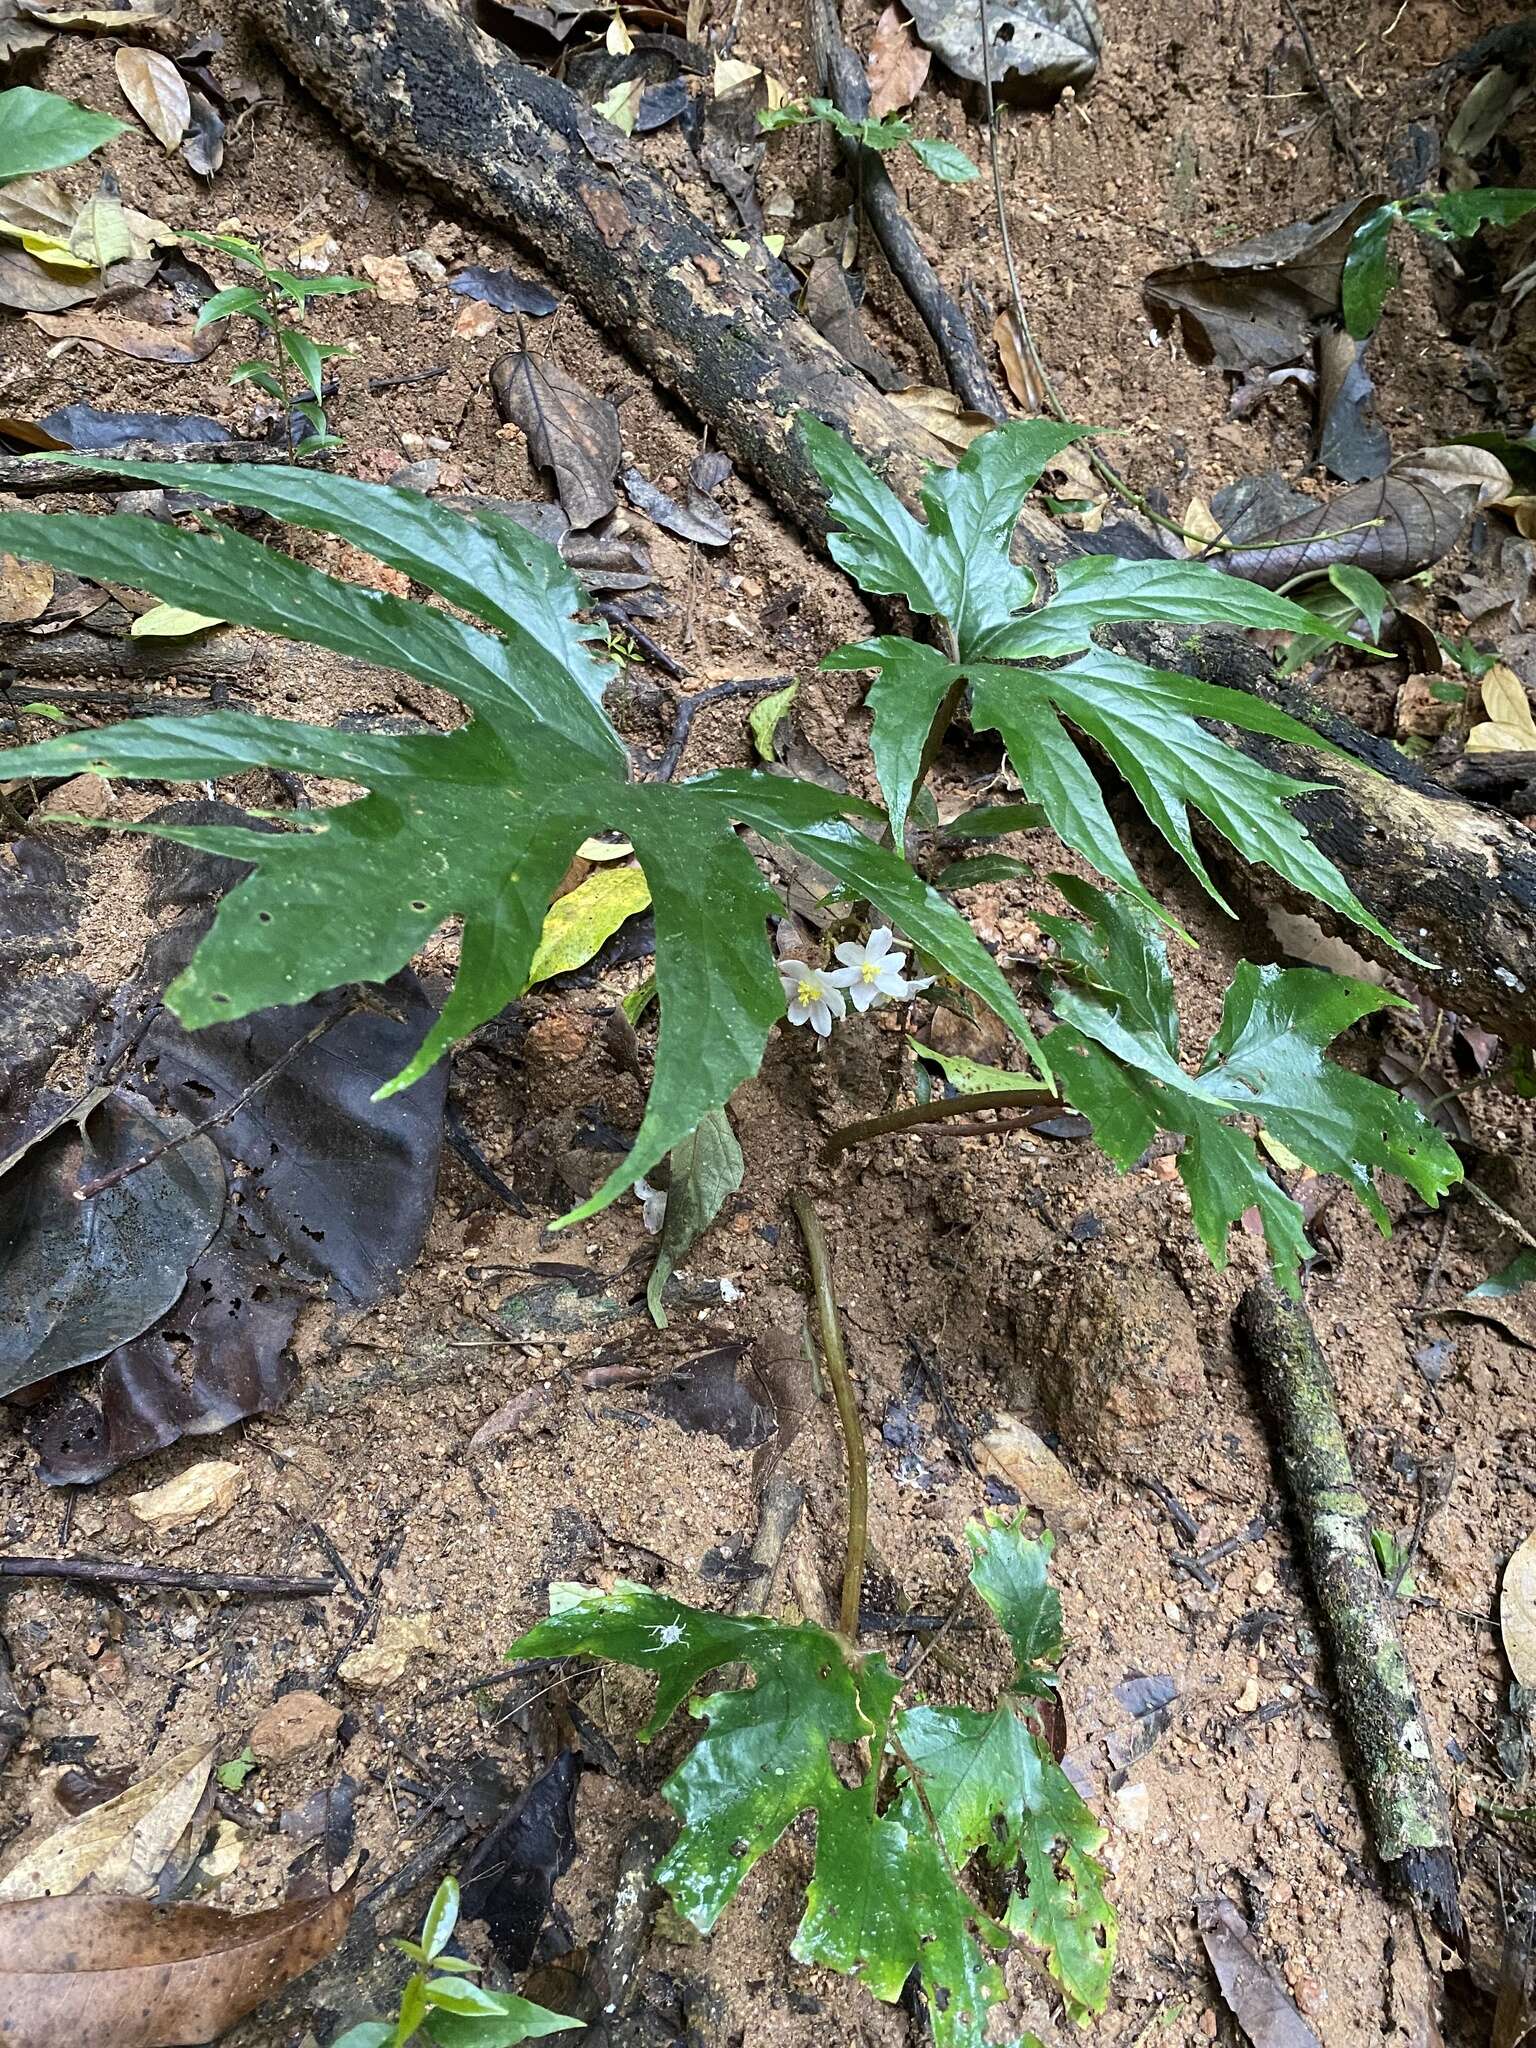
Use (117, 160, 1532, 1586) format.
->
(646, 675, 795, 781)
(74, 1002, 357, 1201)
(823, 1089, 1062, 1159)
(367, 366, 450, 395)
(1460, 1177, 1536, 1257)
(0, 1556, 338, 1598)
(790, 1191, 867, 1640)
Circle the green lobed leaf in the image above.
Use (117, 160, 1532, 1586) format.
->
(0, 87, 125, 181)
(1038, 878, 1462, 1291)
(1425, 187, 1536, 238)
(1342, 201, 1400, 338)
(964, 1512, 1065, 1697)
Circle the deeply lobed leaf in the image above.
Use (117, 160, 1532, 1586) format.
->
(1039, 878, 1462, 1290)
(0, 464, 1043, 1222)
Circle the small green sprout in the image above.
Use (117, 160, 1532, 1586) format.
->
(758, 97, 978, 184)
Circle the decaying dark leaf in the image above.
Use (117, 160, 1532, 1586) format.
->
(621, 465, 732, 547)
(0, 1095, 226, 1400)
(1314, 324, 1389, 483)
(451, 263, 558, 317)
(1145, 197, 1383, 371)
(1217, 474, 1465, 589)
(35, 400, 233, 449)
(1197, 1897, 1322, 2047)
(458, 1751, 580, 1974)
(649, 1342, 773, 1448)
(644, 1105, 743, 1327)
(491, 349, 621, 529)
(0, 1886, 354, 2047)
(803, 255, 904, 391)
(0, 0, 55, 59)
(180, 88, 225, 177)
(905, 0, 1100, 97)
(994, 306, 1046, 411)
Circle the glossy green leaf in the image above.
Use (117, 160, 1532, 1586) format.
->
(196, 283, 267, 330)
(0, 87, 124, 182)
(420, 1878, 459, 1961)
(1327, 562, 1389, 640)
(330, 2026, 394, 2048)
(939, 800, 1045, 838)
(964, 1512, 1065, 1696)
(1427, 186, 1536, 237)
(1038, 877, 1462, 1291)
(932, 852, 1033, 889)
(1469, 1249, 1536, 1298)
(748, 678, 798, 758)
(1342, 201, 1400, 338)
(909, 1038, 1041, 1097)
(424, 1994, 582, 2045)
(645, 1106, 743, 1327)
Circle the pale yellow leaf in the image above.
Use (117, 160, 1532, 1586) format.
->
(887, 384, 993, 455)
(0, 1745, 215, 1900)
(594, 76, 642, 135)
(0, 555, 54, 624)
(713, 56, 760, 96)
(576, 835, 634, 861)
(1468, 663, 1536, 753)
(764, 72, 792, 110)
(129, 604, 224, 638)
(1503, 1529, 1536, 1686)
(1181, 495, 1222, 545)
(128, 1457, 246, 1528)
(525, 863, 651, 989)
(604, 8, 632, 52)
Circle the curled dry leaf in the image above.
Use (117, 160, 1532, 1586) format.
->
(1216, 474, 1465, 589)
(0, 1744, 215, 1901)
(866, 3, 930, 119)
(1145, 197, 1382, 372)
(114, 47, 190, 150)
(1467, 664, 1536, 754)
(491, 347, 621, 529)
(15, 0, 175, 29)
(1502, 1530, 1536, 1688)
(885, 383, 993, 454)
(1197, 1896, 1322, 2048)
(0, 1886, 353, 2048)
(1392, 442, 1515, 514)
(0, 247, 97, 314)
(993, 306, 1046, 411)
(24, 307, 222, 363)
(904, 0, 1100, 97)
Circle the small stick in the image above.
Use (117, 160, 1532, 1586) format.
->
(1198, 1512, 1270, 1567)
(596, 603, 687, 679)
(1143, 1477, 1202, 1545)
(647, 675, 796, 781)
(823, 1090, 1062, 1158)
(357, 1816, 471, 1915)
(367, 366, 450, 394)
(0, 1556, 338, 1598)
(74, 1003, 354, 1200)
(790, 1191, 867, 1640)
(1237, 1281, 1463, 1941)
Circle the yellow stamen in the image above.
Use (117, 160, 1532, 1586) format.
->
(796, 978, 820, 1006)
(860, 961, 880, 983)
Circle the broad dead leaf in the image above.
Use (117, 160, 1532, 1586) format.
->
(977, 1413, 1084, 1522)
(0, 1745, 215, 1901)
(0, 247, 97, 314)
(15, 0, 174, 28)
(115, 47, 191, 151)
(866, 3, 930, 119)
(1502, 1530, 1536, 1687)
(24, 309, 219, 363)
(491, 348, 621, 529)
(1198, 1896, 1322, 2047)
(1467, 663, 1536, 754)
(886, 383, 993, 454)
(1181, 496, 1223, 545)
(0, 0, 54, 57)
(0, 556, 54, 624)
(1216, 474, 1465, 589)
(0, 1886, 353, 2048)
(127, 1457, 246, 1530)
(993, 307, 1046, 411)
(1392, 442, 1514, 514)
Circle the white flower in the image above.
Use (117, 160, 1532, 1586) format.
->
(832, 926, 935, 1012)
(778, 959, 848, 1037)
(632, 1177, 667, 1233)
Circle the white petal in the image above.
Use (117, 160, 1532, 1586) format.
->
(825, 964, 861, 988)
(848, 979, 880, 1012)
(866, 926, 894, 959)
(786, 997, 812, 1025)
(832, 940, 863, 967)
(823, 983, 847, 1018)
(809, 999, 833, 1035)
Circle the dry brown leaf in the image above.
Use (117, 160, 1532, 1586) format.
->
(0, 248, 97, 314)
(886, 384, 992, 454)
(993, 307, 1045, 412)
(23, 308, 218, 362)
(1467, 663, 1536, 755)
(490, 348, 621, 529)
(115, 46, 191, 150)
(0, 0, 54, 57)
(977, 1413, 1084, 1521)
(0, 1744, 214, 1901)
(0, 557, 54, 625)
(360, 251, 418, 305)
(1503, 1530, 1536, 1687)
(127, 1457, 246, 1531)
(338, 1612, 443, 1692)
(1181, 495, 1223, 545)
(16, 0, 174, 28)
(866, 3, 930, 119)
(1392, 442, 1514, 514)
(0, 1886, 353, 2048)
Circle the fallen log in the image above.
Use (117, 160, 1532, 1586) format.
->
(240, 0, 1533, 1036)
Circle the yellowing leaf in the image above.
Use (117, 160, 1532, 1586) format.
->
(887, 384, 993, 455)
(0, 554, 53, 623)
(129, 603, 225, 637)
(576, 834, 634, 861)
(594, 77, 642, 135)
(0, 1745, 215, 1901)
(604, 8, 633, 52)
(1467, 663, 1536, 753)
(114, 46, 190, 152)
(764, 72, 793, 111)
(713, 56, 760, 96)
(525, 862, 651, 989)
(1181, 496, 1222, 545)
(1503, 1529, 1536, 1687)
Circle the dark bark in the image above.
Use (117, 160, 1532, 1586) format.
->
(237, 0, 1536, 1037)
(1237, 1281, 1463, 1944)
